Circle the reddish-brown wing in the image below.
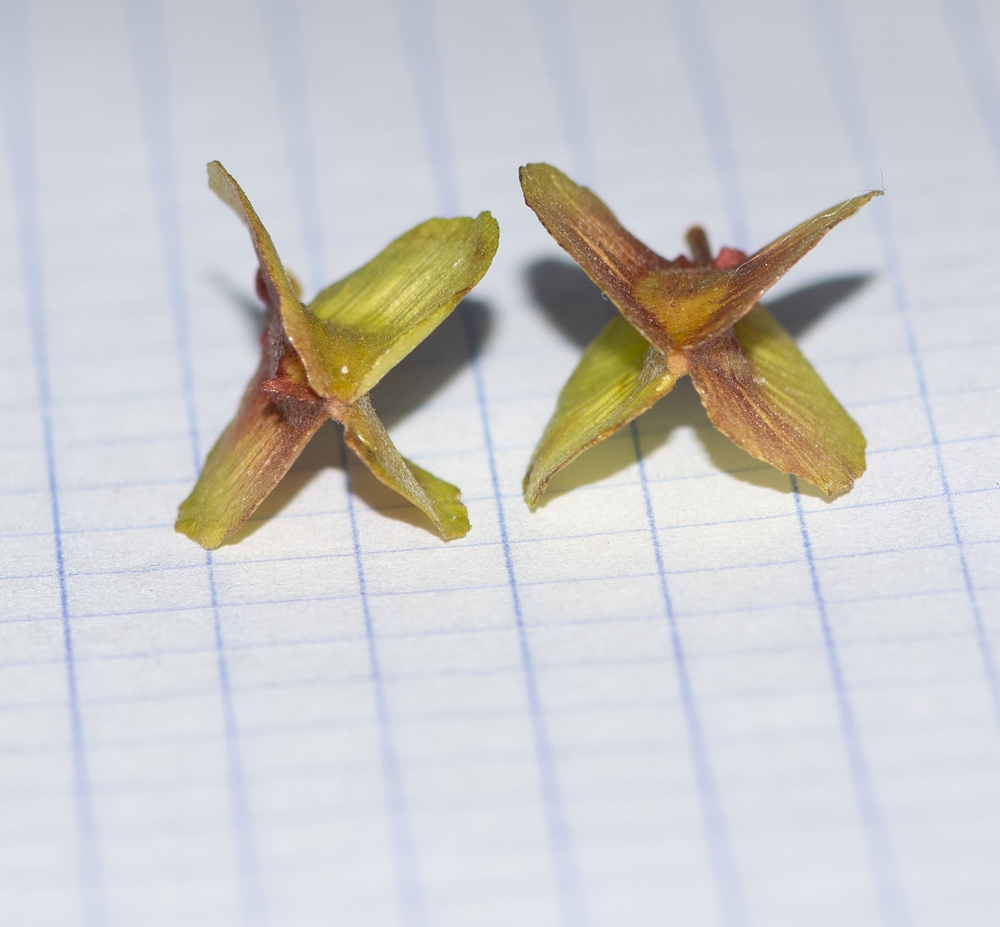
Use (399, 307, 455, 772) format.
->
(688, 307, 866, 494)
(520, 163, 675, 351)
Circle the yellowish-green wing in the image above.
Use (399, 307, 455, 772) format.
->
(304, 212, 499, 402)
(524, 316, 678, 509)
(688, 306, 865, 494)
(176, 346, 331, 550)
(209, 161, 498, 405)
(344, 395, 470, 540)
(519, 163, 676, 353)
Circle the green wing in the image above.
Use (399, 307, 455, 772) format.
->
(524, 316, 678, 508)
(344, 395, 470, 540)
(208, 160, 499, 405)
(306, 213, 499, 401)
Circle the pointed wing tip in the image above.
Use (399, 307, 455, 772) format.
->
(852, 188, 883, 207)
(781, 189, 884, 237)
(207, 160, 251, 227)
(830, 188, 883, 218)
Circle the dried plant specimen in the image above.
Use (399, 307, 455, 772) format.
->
(520, 162, 880, 509)
(177, 162, 499, 548)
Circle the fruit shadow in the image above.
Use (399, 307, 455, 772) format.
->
(525, 258, 872, 502)
(207, 274, 493, 543)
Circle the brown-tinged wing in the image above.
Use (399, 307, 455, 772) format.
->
(520, 163, 675, 351)
(688, 306, 865, 494)
(693, 191, 882, 342)
(176, 344, 330, 550)
(208, 161, 306, 336)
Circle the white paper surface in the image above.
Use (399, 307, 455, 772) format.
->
(2, 0, 999, 925)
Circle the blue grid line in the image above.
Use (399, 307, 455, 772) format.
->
(29, 530, 975, 620)
(0, 437, 988, 504)
(392, 0, 460, 215)
(631, 425, 751, 927)
(123, 2, 266, 923)
(6, 665, 996, 744)
(341, 433, 428, 927)
(792, 478, 913, 926)
(665, 0, 750, 248)
(113, 739, 1000, 796)
(0, 574, 980, 636)
(0, 477, 192, 496)
(0, 440, 52, 453)
(8, 726, 999, 817)
(9, 719, 989, 791)
(3, 525, 980, 621)
(1, 338, 995, 415)
(260, 4, 428, 921)
(535, 6, 751, 919)
(258, 0, 326, 293)
(677, 4, 912, 924)
(2, 531, 974, 621)
(942, 0, 1000, 170)
(59, 432, 192, 450)
(529, 0, 597, 185)
(10, 732, 1000, 815)
(0, 4, 107, 924)
(17, 678, 1000, 754)
(114, 700, 1000, 744)
(805, 0, 1000, 730)
(461, 300, 590, 927)
(25, 691, 1000, 751)
(393, 1, 590, 922)
(9, 397, 993, 495)
(6, 669, 998, 756)
(7, 613, 993, 676)
(0, 382, 211, 410)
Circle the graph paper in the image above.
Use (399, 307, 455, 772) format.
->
(1, 0, 999, 924)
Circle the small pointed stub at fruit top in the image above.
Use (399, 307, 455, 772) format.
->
(519, 161, 880, 510)
(176, 161, 499, 549)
